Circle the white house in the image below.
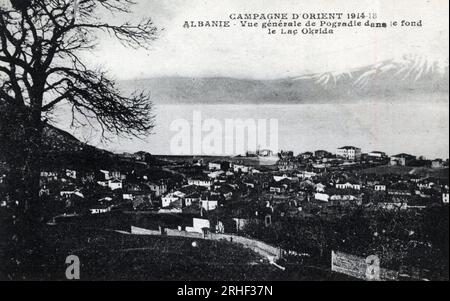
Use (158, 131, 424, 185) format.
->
(40, 171, 58, 181)
(368, 151, 387, 158)
(90, 205, 112, 215)
(315, 183, 326, 193)
(208, 162, 222, 171)
(200, 193, 219, 211)
(336, 182, 361, 190)
(207, 171, 224, 179)
(337, 146, 362, 160)
(330, 195, 357, 201)
(188, 178, 213, 188)
(201, 200, 218, 211)
(270, 186, 283, 194)
(314, 193, 330, 202)
(274, 174, 294, 182)
(108, 179, 123, 190)
(443, 193, 449, 204)
(65, 169, 77, 179)
(390, 154, 416, 166)
(60, 190, 84, 198)
(184, 193, 200, 207)
(186, 218, 210, 234)
(123, 194, 134, 200)
(161, 191, 186, 208)
(147, 182, 168, 197)
(374, 184, 387, 191)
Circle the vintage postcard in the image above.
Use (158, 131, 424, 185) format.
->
(0, 0, 448, 286)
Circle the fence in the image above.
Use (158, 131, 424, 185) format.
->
(130, 226, 282, 260)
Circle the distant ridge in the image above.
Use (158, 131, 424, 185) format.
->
(119, 58, 449, 105)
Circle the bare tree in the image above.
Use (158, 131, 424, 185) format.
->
(0, 0, 157, 226)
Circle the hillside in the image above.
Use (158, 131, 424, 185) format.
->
(0, 222, 283, 281)
(360, 165, 449, 181)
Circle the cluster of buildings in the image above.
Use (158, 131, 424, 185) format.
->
(0, 146, 448, 221)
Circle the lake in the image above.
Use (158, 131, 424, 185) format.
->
(105, 102, 449, 159)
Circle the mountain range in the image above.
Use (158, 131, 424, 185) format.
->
(118, 56, 449, 105)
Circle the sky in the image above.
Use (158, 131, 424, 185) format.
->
(53, 0, 450, 158)
(86, 0, 449, 80)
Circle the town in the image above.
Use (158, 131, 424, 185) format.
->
(0, 144, 448, 280)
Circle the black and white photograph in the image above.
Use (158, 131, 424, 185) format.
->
(0, 0, 448, 287)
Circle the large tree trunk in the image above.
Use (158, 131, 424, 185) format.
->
(0, 103, 45, 278)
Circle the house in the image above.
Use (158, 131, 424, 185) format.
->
(60, 190, 84, 199)
(188, 177, 213, 188)
(233, 164, 252, 173)
(314, 193, 330, 202)
(274, 174, 294, 182)
(390, 153, 416, 166)
(335, 182, 362, 190)
(110, 170, 123, 180)
(123, 193, 134, 200)
(215, 184, 234, 200)
(108, 179, 123, 190)
(184, 193, 201, 207)
(233, 218, 249, 232)
(98, 170, 111, 181)
(147, 181, 168, 197)
(297, 171, 317, 180)
(208, 161, 222, 171)
(443, 192, 449, 204)
(431, 159, 445, 169)
(200, 194, 219, 211)
(208, 161, 230, 171)
(40, 171, 59, 181)
(186, 218, 210, 234)
(90, 204, 112, 214)
(161, 191, 186, 208)
(65, 169, 77, 179)
(270, 179, 291, 194)
(330, 195, 357, 201)
(207, 170, 224, 179)
(315, 183, 326, 193)
(367, 151, 387, 159)
(337, 146, 362, 161)
(278, 159, 299, 171)
(378, 202, 408, 210)
(374, 184, 387, 192)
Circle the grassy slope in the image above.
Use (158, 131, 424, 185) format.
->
(1, 224, 285, 281)
(359, 165, 449, 180)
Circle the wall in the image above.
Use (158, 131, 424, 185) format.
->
(128, 225, 281, 260)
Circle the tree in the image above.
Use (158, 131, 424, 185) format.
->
(0, 0, 157, 229)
